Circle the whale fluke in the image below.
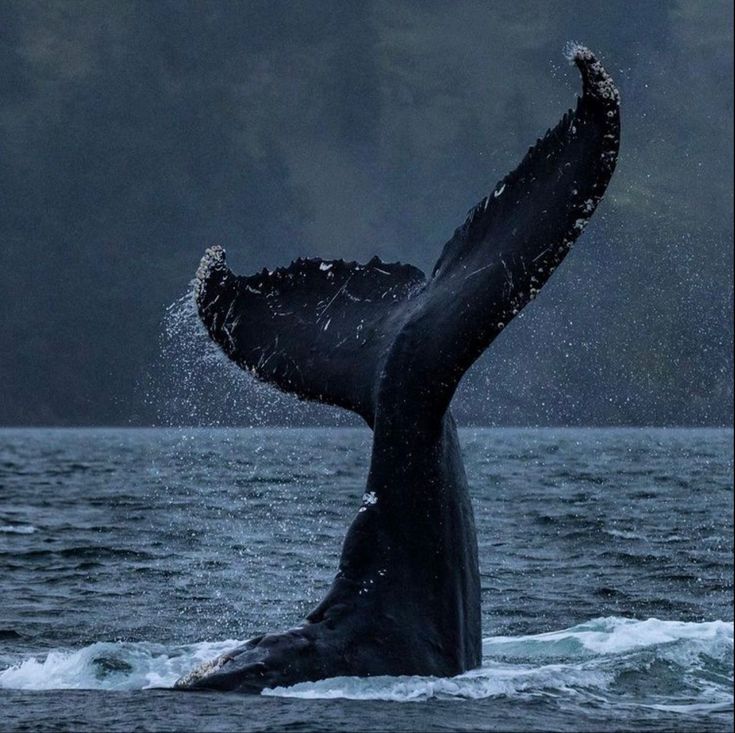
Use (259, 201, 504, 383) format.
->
(399, 43, 621, 418)
(178, 45, 621, 693)
(196, 47, 619, 428)
(196, 247, 425, 424)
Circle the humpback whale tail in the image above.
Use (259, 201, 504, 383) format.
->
(195, 45, 619, 428)
(179, 45, 620, 692)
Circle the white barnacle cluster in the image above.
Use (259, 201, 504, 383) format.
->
(362, 490, 378, 506)
(563, 41, 593, 63)
(358, 491, 378, 513)
(175, 652, 230, 688)
(563, 42, 620, 105)
(601, 149, 618, 164)
(194, 245, 226, 303)
(591, 66, 620, 104)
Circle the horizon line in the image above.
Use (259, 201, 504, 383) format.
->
(0, 423, 732, 430)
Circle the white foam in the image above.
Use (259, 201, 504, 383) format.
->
(263, 662, 611, 702)
(0, 525, 37, 534)
(266, 618, 733, 703)
(484, 617, 733, 657)
(1, 618, 731, 710)
(0, 639, 241, 691)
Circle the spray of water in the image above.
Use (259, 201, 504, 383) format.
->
(139, 284, 355, 637)
(145, 283, 353, 428)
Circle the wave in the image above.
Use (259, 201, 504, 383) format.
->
(1, 617, 732, 714)
(0, 640, 240, 692)
(0, 525, 37, 534)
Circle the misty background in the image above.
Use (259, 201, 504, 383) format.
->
(0, 0, 732, 427)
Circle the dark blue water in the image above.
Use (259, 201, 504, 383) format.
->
(0, 427, 732, 731)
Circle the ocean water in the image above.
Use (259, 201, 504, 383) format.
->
(0, 427, 732, 732)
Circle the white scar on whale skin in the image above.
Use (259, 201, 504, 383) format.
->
(317, 275, 354, 322)
(465, 263, 494, 280)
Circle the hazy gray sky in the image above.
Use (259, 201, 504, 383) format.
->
(0, 0, 732, 426)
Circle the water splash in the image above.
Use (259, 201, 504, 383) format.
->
(150, 286, 264, 427)
(145, 285, 353, 427)
(140, 285, 356, 634)
(0, 639, 239, 692)
(264, 618, 733, 706)
(2, 617, 731, 715)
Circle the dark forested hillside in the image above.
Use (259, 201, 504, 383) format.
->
(0, 0, 732, 426)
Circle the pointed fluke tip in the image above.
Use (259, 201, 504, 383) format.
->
(194, 245, 231, 306)
(563, 42, 620, 106)
(197, 244, 227, 279)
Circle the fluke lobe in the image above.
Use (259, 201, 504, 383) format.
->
(175, 44, 620, 693)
